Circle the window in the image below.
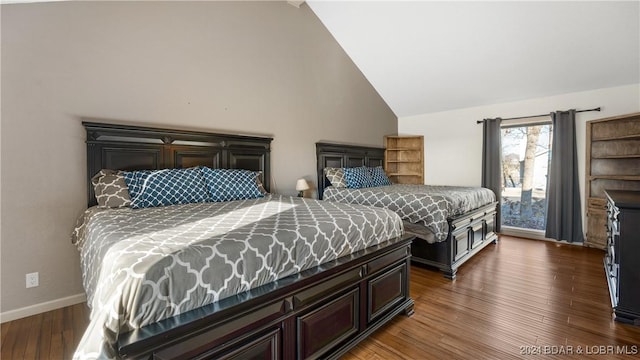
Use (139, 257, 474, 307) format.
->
(500, 119, 553, 236)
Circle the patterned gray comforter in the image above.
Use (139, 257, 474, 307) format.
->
(323, 184, 495, 243)
(73, 195, 403, 359)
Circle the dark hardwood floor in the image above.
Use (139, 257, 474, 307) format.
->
(1, 300, 87, 360)
(345, 236, 640, 359)
(2, 236, 639, 359)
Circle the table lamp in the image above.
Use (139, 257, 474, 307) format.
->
(296, 178, 310, 197)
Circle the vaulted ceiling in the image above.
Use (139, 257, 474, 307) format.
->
(307, 1, 640, 117)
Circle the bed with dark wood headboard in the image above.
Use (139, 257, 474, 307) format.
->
(85, 121, 272, 207)
(316, 142, 498, 279)
(79, 123, 414, 359)
(315, 142, 385, 201)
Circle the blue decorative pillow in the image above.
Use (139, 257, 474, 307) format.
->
(343, 167, 373, 189)
(200, 168, 264, 202)
(369, 166, 392, 186)
(122, 168, 210, 209)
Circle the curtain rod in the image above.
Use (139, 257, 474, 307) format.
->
(475, 107, 601, 124)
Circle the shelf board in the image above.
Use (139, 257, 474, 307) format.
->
(388, 173, 422, 176)
(385, 160, 421, 163)
(591, 154, 640, 159)
(590, 175, 640, 181)
(385, 136, 423, 140)
(592, 134, 640, 141)
(386, 148, 420, 151)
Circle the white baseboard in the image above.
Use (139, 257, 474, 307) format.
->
(0, 293, 86, 323)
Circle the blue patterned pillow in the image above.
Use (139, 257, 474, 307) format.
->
(200, 168, 264, 202)
(369, 166, 392, 186)
(122, 168, 209, 209)
(343, 167, 373, 189)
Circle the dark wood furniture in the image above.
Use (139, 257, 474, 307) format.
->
(316, 142, 385, 197)
(85, 122, 273, 207)
(409, 202, 498, 279)
(83, 122, 414, 359)
(316, 142, 498, 279)
(604, 190, 640, 325)
(585, 113, 640, 249)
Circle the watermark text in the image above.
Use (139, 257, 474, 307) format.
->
(519, 345, 638, 356)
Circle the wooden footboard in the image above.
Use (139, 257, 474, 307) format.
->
(117, 235, 414, 359)
(410, 202, 498, 279)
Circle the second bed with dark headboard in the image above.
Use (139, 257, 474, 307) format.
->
(316, 142, 498, 279)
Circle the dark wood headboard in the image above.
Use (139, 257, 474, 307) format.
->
(315, 142, 385, 199)
(84, 122, 272, 207)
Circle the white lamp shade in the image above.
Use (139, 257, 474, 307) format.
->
(296, 178, 310, 191)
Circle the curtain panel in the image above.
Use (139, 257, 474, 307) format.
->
(482, 118, 502, 233)
(545, 110, 584, 243)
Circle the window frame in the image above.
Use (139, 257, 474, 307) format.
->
(499, 116, 552, 240)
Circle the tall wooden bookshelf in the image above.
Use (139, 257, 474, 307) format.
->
(384, 135, 424, 184)
(585, 112, 640, 249)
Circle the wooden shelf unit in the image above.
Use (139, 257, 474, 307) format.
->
(585, 112, 640, 249)
(384, 135, 424, 184)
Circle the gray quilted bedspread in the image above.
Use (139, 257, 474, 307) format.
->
(323, 184, 495, 243)
(73, 195, 403, 359)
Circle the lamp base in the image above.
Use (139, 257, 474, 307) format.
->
(298, 191, 304, 197)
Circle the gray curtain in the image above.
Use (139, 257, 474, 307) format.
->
(545, 110, 584, 242)
(482, 118, 502, 233)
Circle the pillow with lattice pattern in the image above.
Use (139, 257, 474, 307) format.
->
(123, 168, 210, 209)
(201, 168, 264, 202)
(324, 167, 347, 188)
(91, 169, 132, 208)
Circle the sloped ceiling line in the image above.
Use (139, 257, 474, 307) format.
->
(307, 1, 640, 117)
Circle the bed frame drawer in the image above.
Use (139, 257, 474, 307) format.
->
(217, 328, 280, 360)
(297, 288, 359, 360)
(367, 247, 409, 274)
(368, 263, 407, 322)
(152, 301, 286, 360)
(293, 268, 362, 309)
(159, 328, 282, 360)
(453, 229, 470, 261)
(484, 213, 496, 235)
(470, 222, 485, 249)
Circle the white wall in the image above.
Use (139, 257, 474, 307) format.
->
(0, 1, 397, 320)
(399, 84, 640, 234)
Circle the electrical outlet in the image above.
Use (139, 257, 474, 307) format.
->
(26, 272, 39, 288)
